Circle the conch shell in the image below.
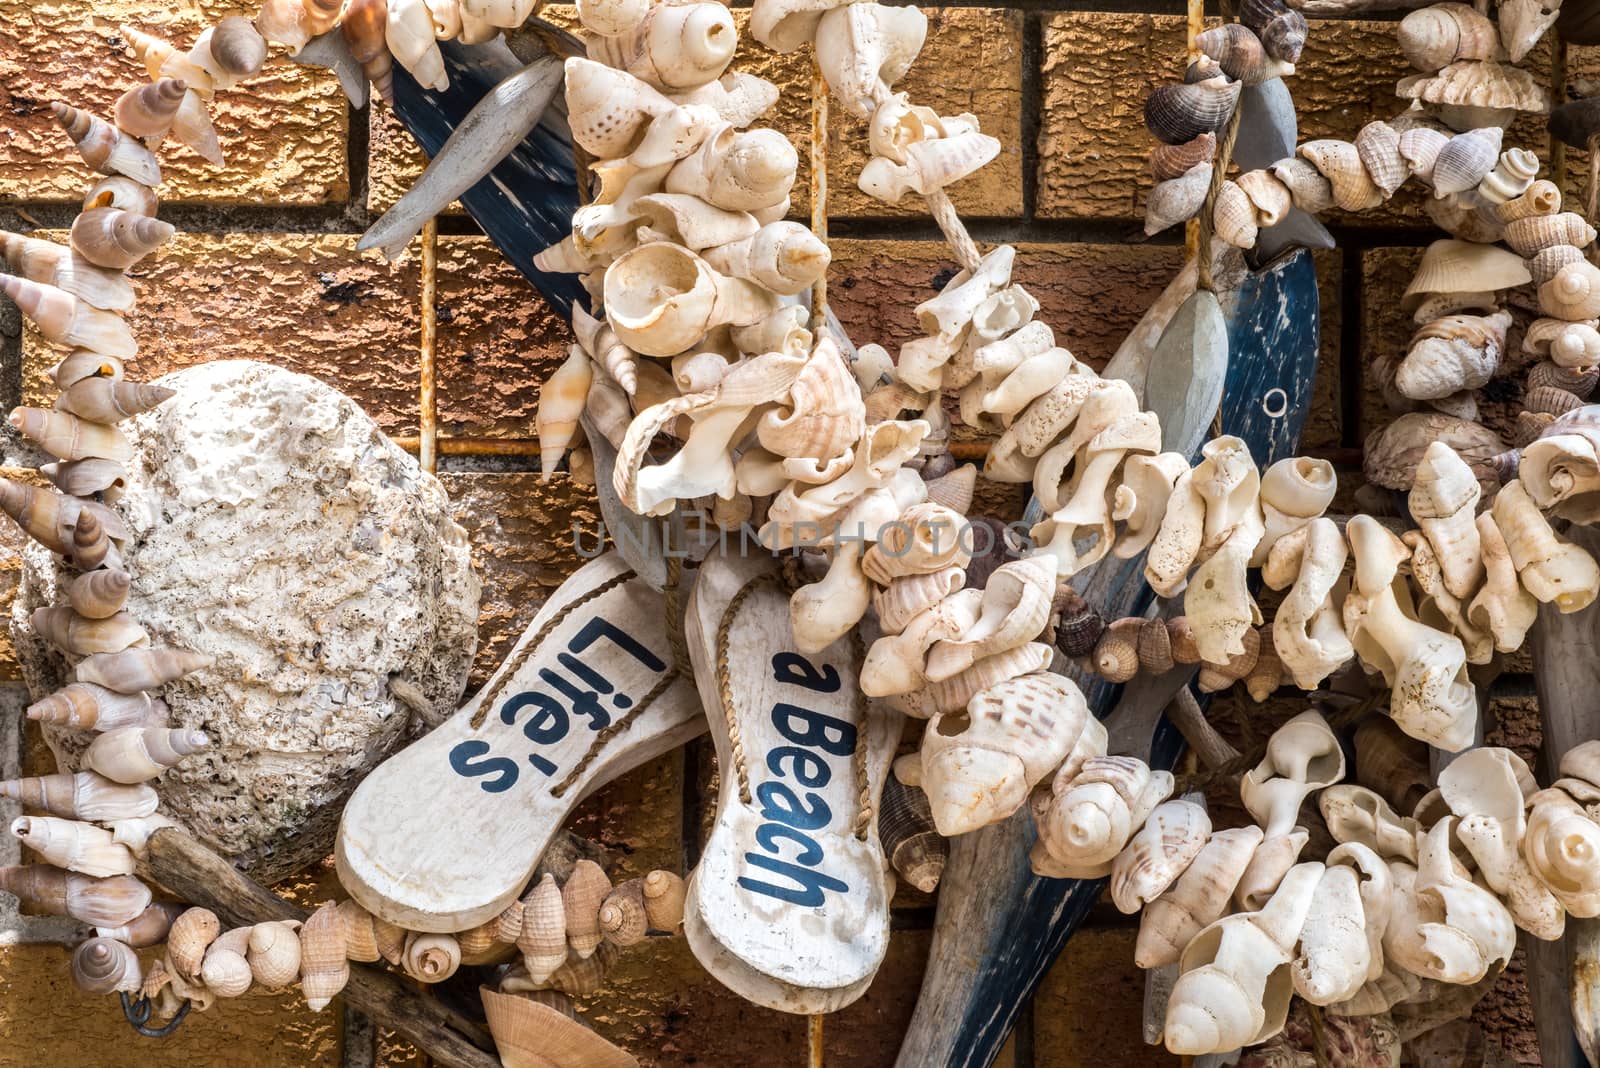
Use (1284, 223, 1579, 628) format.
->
(1382, 818, 1516, 984)
(1135, 825, 1263, 969)
(1032, 754, 1170, 880)
(1109, 798, 1211, 914)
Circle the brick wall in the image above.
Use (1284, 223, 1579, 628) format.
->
(0, 0, 1554, 1064)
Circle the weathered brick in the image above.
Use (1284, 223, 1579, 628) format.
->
(0, 944, 341, 1067)
(367, 104, 432, 219)
(19, 233, 421, 437)
(0, 0, 347, 205)
(435, 236, 572, 439)
(0, 468, 35, 683)
(1033, 926, 1181, 1068)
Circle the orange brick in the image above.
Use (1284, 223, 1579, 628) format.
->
(1033, 927, 1181, 1068)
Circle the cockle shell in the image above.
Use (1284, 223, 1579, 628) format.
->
(0, 864, 149, 927)
(1032, 756, 1173, 879)
(1398, 2, 1503, 70)
(1144, 76, 1240, 145)
(1355, 121, 1407, 196)
(50, 103, 162, 187)
(0, 231, 136, 313)
(72, 936, 142, 995)
(82, 726, 210, 784)
(10, 815, 136, 877)
(0, 771, 157, 822)
(1493, 478, 1600, 610)
(1505, 211, 1597, 258)
(1541, 259, 1600, 320)
(1396, 60, 1550, 132)
(27, 682, 158, 732)
(588, 2, 736, 91)
(1298, 139, 1383, 211)
(563, 859, 611, 959)
(299, 902, 349, 1012)
(921, 669, 1089, 835)
(1136, 825, 1263, 968)
(1151, 132, 1216, 181)
(70, 207, 174, 271)
(1110, 798, 1211, 914)
(1269, 157, 1335, 213)
(0, 275, 137, 359)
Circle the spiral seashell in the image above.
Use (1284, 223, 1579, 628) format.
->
(1507, 212, 1599, 258)
(1551, 324, 1600, 369)
(1398, 2, 1502, 71)
(1109, 798, 1211, 913)
(1242, 0, 1307, 61)
(1052, 586, 1104, 658)
(1526, 385, 1585, 416)
(1477, 147, 1539, 205)
(563, 859, 611, 959)
(1236, 168, 1291, 226)
(588, 1, 737, 92)
(65, 507, 112, 571)
(1195, 24, 1292, 84)
(1145, 162, 1212, 236)
(247, 919, 304, 987)
(457, 916, 506, 964)
(1137, 617, 1175, 673)
(1167, 616, 1202, 664)
(201, 927, 255, 998)
(0, 231, 136, 313)
(83, 726, 209, 784)
(1516, 410, 1558, 447)
(1150, 132, 1216, 181)
(75, 647, 214, 693)
(1530, 244, 1587, 286)
(11, 815, 136, 877)
(642, 869, 687, 931)
(97, 901, 184, 949)
(1396, 310, 1510, 400)
(666, 125, 798, 213)
(72, 936, 142, 995)
(1212, 180, 1258, 249)
(598, 879, 648, 946)
(1269, 157, 1335, 213)
(0, 864, 149, 927)
(1354, 120, 1407, 196)
(27, 681, 157, 733)
(113, 77, 186, 141)
(298, 902, 349, 1012)
(0, 478, 73, 556)
(402, 931, 461, 983)
(1144, 77, 1240, 145)
(50, 103, 162, 187)
(1499, 178, 1563, 222)
(1197, 626, 1262, 693)
(1541, 259, 1600, 321)
(342, 0, 394, 104)
(0, 771, 157, 822)
(0, 276, 137, 359)
(1528, 360, 1600, 396)
(515, 872, 568, 982)
(31, 607, 146, 658)
(50, 351, 125, 390)
(167, 907, 221, 983)
(63, 570, 131, 622)
(1525, 789, 1600, 914)
(1093, 616, 1141, 682)
(69, 207, 174, 272)
(1298, 140, 1383, 212)
(56, 379, 176, 426)
(1431, 126, 1502, 196)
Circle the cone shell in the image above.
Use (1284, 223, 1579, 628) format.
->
(248, 919, 304, 987)
(0, 771, 157, 821)
(1144, 77, 1240, 145)
(75, 647, 214, 693)
(0, 865, 149, 927)
(1431, 127, 1502, 196)
(402, 931, 461, 983)
(298, 902, 349, 1012)
(642, 869, 686, 931)
(113, 77, 186, 139)
(1298, 140, 1383, 212)
(83, 726, 210, 784)
(517, 873, 568, 982)
(598, 879, 648, 947)
(50, 103, 162, 187)
(562, 859, 611, 959)
(1398, 2, 1503, 71)
(1151, 132, 1216, 181)
(27, 682, 157, 732)
(168, 907, 220, 983)
(69, 207, 175, 271)
(72, 936, 142, 995)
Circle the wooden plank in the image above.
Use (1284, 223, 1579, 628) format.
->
(336, 553, 704, 932)
(894, 248, 1323, 1066)
(145, 828, 500, 1068)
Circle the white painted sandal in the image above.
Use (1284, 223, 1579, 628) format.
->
(336, 552, 704, 932)
(683, 552, 901, 1014)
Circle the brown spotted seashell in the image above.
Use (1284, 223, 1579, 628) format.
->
(1137, 618, 1174, 673)
(1506, 212, 1599, 257)
(1355, 120, 1407, 196)
(1092, 617, 1141, 683)
(1244, 637, 1284, 701)
(1150, 132, 1216, 181)
(1269, 157, 1334, 213)
(1527, 360, 1599, 397)
(1398, 2, 1502, 71)
(1498, 179, 1562, 222)
(1531, 244, 1588, 285)
(1167, 617, 1202, 664)
(1299, 140, 1383, 211)
(1241, 0, 1307, 62)
(1144, 77, 1240, 145)
(1525, 385, 1585, 416)
(1052, 586, 1104, 658)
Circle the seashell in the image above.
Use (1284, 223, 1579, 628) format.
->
(879, 775, 946, 893)
(1288, 861, 1372, 1006)
(1144, 162, 1212, 237)
(1398, 2, 1503, 71)
(642, 869, 686, 931)
(813, 3, 927, 117)
(1499, 0, 1564, 62)
(1032, 756, 1172, 880)
(563, 59, 677, 160)
(921, 669, 1089, 834)
(1353, 716, 1431, 815)
(863, 504, 969, 586)
(481, 987, 637, 1068)
(0, 478, 74, 557)
(0, 231, 136, 313)
(517, 873, 568, 982)
(1195, 24, 1294, 84)
(0, 771, 157, 822)
(1092, 615, 1141, 683)
(590, 2, 736, 92)
(64, 571, 132, 623)
(248, 920, 304, 987)
(1478, 146, 1539, 205)
(1398, 126, 1450, 186)
(64, 507, 112, 571)
(536, 347, 592, 481)
(1241, 0, 1307, 61)
(83, 727, 209, 784)
(1517, 409, 1559, 447)
(457, 915, 508, 965)
(1233, 827, 1309, 912)
(1521, 426, 1600, 522)
(113, 77, 186, 141)
(1151, 132, 1215, 181)
(544, 939, 622, 997)
(340, 0, 394, 104)
(1527, 321, 1600, 370)
(1241, 710, 1346, 842)
(1051, 586, 1105, 658)
(402, 931, 461, 983)
(924, 556, 1051, 679)
(1528, 385, 1585, 416)
(27, 681, 158, 733)
(1530, 244, 1588, 287)
(598, 879, 648, 947)
(1395, 60, 1550, 132)
(74, 647, 212, 694)
(370, 915, 404, 966)
(119, 25, 212, 90)
(72, 936, 142, 995)
(55, 377, 175, 422)
(201, 15, 268, 82)
(562, 859, 611, 959)
(97, 901, 184, 949)
(1254, 455, 1336, 565)
(700, 221, 830, 297)
(1362, 410, 1506, 491)
(334, 899, 379, 963)
(200, 926, 255, 998)
(49, 103, 162, 187)
(298, 902, 349, 1012)
(1321, 785, 1421, 862)
(1196, 626, 1262, 693)
(666, 125, 798, 214)
(0, 864, 149, 927)
(1269, 157, 1334, 213)
(1524, 788, 1600, 916)
(1163, 862, 1323, 1055)
(1430, 126, 1503, 196)
(1409, 440, 1486, 601)
(1137, 617, 1175, 674)
(1110, 798, 1211, 914)
(167, 907, 221, 983)
(1492, 478, 1600, 610)
(1235, 168, 1292, 227)
(1505, 211, 1598, 258)
(1298, 140, 1383, 212)
(1383, 818, 1516, 984)
(578, 0, 650, 36)
(1144, 76, 1241, 145)
(1541, 259, 1600, 321)
(0, 276, 137, 359)
(50, 351, 126, 390)
(1212, 180, 1258, 249)
(603, 242, 774, 358)
(1136, 825, 1263, 969)
(386, 0, 448, 90)
(1355, 121, 1407, 196)
(1499, 178, 1563, 222)
(69, 207, 174, 272)
(31, 607, 147, 658)
(1264, 518, 1353, 689)
(10, 815, 136, 877)
(169, 89, 227, 166)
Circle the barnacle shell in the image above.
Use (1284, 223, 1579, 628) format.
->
(1398, 3, 1503, 71)
(1298, 139, 1383, 211)
(1395, 61, 1550, 131)
(1144, 76, 1240, 145)
(1109, 798, 1211, 914)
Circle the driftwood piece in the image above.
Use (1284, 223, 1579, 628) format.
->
(145, 827, 499, 1068)
(1529, 521, 1600, 1068)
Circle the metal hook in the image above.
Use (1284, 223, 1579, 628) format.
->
(120, 991, 192, 1037)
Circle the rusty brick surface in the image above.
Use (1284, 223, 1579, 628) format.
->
(367, 104, 432, 219)
(1034, 927, 1180, 1067)
(0, 0, 347, 205)
(18, 233, 421, 436)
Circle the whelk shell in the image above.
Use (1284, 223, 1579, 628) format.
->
(1144, 77, 1240, 146)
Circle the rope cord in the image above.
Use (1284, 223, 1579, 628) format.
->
(714, 571, 783, 804)
(1194, 93, 1245, 294)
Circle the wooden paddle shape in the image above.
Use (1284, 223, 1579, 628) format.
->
(1145, 288, 1228, 459)
(895, 247, 1322, 1066)
(336, 553, 704, 932)
(1527, 522, 1600, 1068)
(683, 552, 901, 1014)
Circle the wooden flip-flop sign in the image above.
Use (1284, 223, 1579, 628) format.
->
(336, 553, 704, 932)
(683, 553, 902, 1015)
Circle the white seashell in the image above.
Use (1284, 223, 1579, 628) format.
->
(587, 2, 737, 92)
(1499, 0, 1563, 62)
(10, 815, 136, 877)
(1269, 157, 1334, 213)
(1524, 787, 1600, 917)
(917, 551, 1045, 677)
(814, 3, 928, 118)
(751, 0, 853, 52)
(1031, 408, 1161, 579)
(1399, 125, 1450, 188)
(1382, 819, 1516, 984)
(1235, 167, 1292, 226)
(700, 221, 830, 296)
(1263, 518, 1354, 689)
(1431, 126, 1502, 196)
(603, 241, 777, 358)
(1240, 710, 1346, 839)
(1113, 452, 1191, 560)
(1441, 749, 1565, 938)
(1320, 784, 1422, 863)
(1395, 310, 1509, 402)
(666, 124, 798, 213)
(1409, 441, 1485, 599)
(1355, 120, 1407, 196)
(564, 58, 677, 160)
(1109, 799, 1211, 914)
(1135, 826, 1263, 969)
(1492, 478, 1600, 611)
(1398, 2, 1503, 71)
(1031, 756, 1171, 880)
(1290, 861, 1369, 1005)
(1477, 147, 1539, 204)
(1395, 60, 1550, 132)
(1253, 455, 1335, 566)
(1467, 510, 1539, 652)
(859, 128, 1001, 205)
(577, 0, 649, 36)
(1145, 162, 1212, 236)
(1541, 259, 1600, 321)
(388, 0, 449, 91)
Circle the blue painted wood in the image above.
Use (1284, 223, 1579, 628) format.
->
(391, 38, 587, 318)
(894, 248, 1322, 1068)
